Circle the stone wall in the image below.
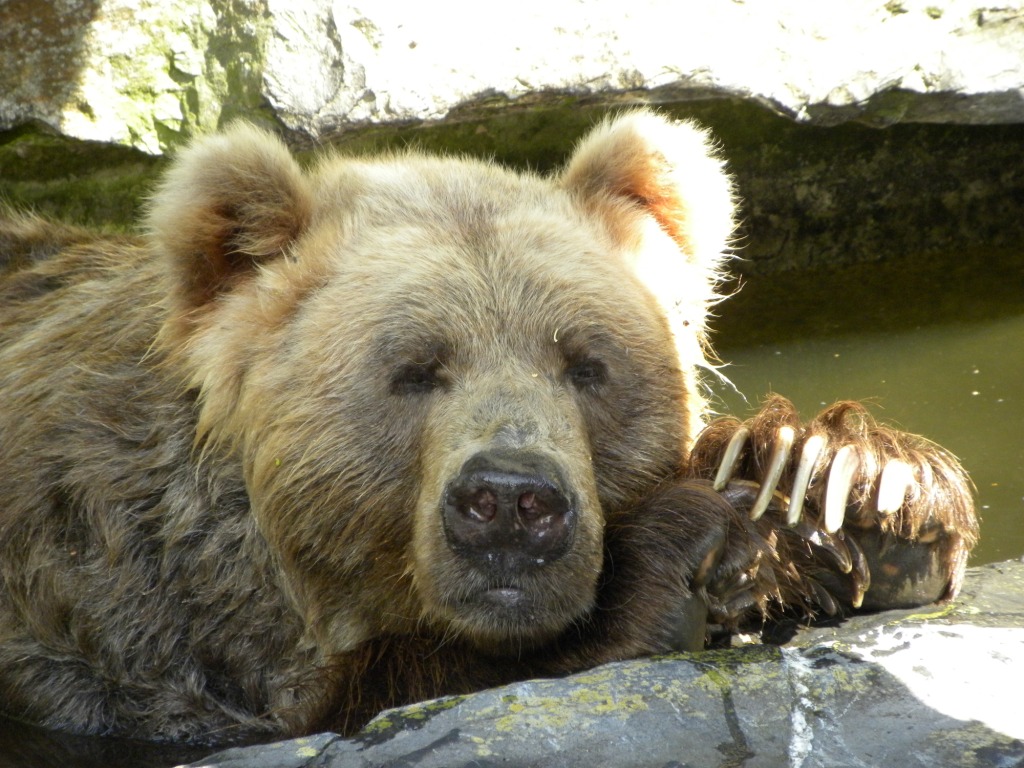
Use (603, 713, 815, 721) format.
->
(2, 0, 1023, 271)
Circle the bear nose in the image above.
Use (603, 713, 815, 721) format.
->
(442, 450, 575, 569)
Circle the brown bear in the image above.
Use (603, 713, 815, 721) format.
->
(0, 111, 977, 745)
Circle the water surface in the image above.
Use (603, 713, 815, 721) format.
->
(710, 248, 1024, 565)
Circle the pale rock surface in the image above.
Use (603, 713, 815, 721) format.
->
(2, 0, 1023, 153)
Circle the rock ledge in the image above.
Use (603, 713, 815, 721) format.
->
(186, 560, 1024, 768)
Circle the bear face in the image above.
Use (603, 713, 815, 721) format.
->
(300, 163, 687, 649)
(147, 115, 733, 656)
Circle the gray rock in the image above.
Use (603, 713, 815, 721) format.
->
(183, 561, 1024, 768)
(2, 1, 1023, 155)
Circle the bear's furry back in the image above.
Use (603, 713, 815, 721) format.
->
(0, 214, 320, 742)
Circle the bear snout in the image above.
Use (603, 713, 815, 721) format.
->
(442, 449, 576, 573)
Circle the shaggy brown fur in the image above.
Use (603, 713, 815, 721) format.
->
(0, 111, 976, 745)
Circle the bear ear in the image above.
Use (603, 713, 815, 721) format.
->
(147, 123, 314, 315)
(559, 109, 735, 276)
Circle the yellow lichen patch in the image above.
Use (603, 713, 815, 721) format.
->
(648, 677, 696, 714)
(567, 686, 648, 717)
(902, 603, 956, 622)
(289, 738, 321, 758)
(360, 716, 393, 735)
(565, 667, 617, 686)
(490, 681, 653, 734)
(358, 695, 470, 738)
(469, 734, 494, 757)
(494, 702, 572, 734)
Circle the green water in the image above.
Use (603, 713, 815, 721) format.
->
(709, 249, 1024, 566)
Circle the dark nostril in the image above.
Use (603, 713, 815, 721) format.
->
(515, 489, 565, 525)
(517, 491, 539, 521)
(466, 488, 498, 522)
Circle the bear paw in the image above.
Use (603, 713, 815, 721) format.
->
(688, 395, 979, 625)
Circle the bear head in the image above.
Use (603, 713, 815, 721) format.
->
(148, 111, 735, 656)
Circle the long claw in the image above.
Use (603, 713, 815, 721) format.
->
(792, 520, 854, 574)
(824, 445, 860, 533)
(877, 459, 914, 514)
(692, 535, 726, 588)
(846, 534, 871, 609)
(787, 433, 826, 526)
(714, 425, 750, 491)
(750, 425, 795, 521)
(715, 592, 760, 624)
(717, 478, 760, 510)
(808, 580, 840, 617)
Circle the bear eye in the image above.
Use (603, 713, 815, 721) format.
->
(390, 362, 445, 396)
(565, 358, 608, 390)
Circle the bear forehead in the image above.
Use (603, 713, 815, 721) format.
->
(283, 154, 675, 365)
(310, 154, 637, 300)
(317, 152, 565, 218)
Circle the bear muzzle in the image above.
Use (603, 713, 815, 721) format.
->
(441, 449, 577, 581)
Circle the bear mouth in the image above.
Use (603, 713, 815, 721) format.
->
(442, 576, 576, 644)
(464, 581, 534, 615)
(477, 585, 529, 610)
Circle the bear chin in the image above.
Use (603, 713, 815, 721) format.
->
(430, 569, 593, 648)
